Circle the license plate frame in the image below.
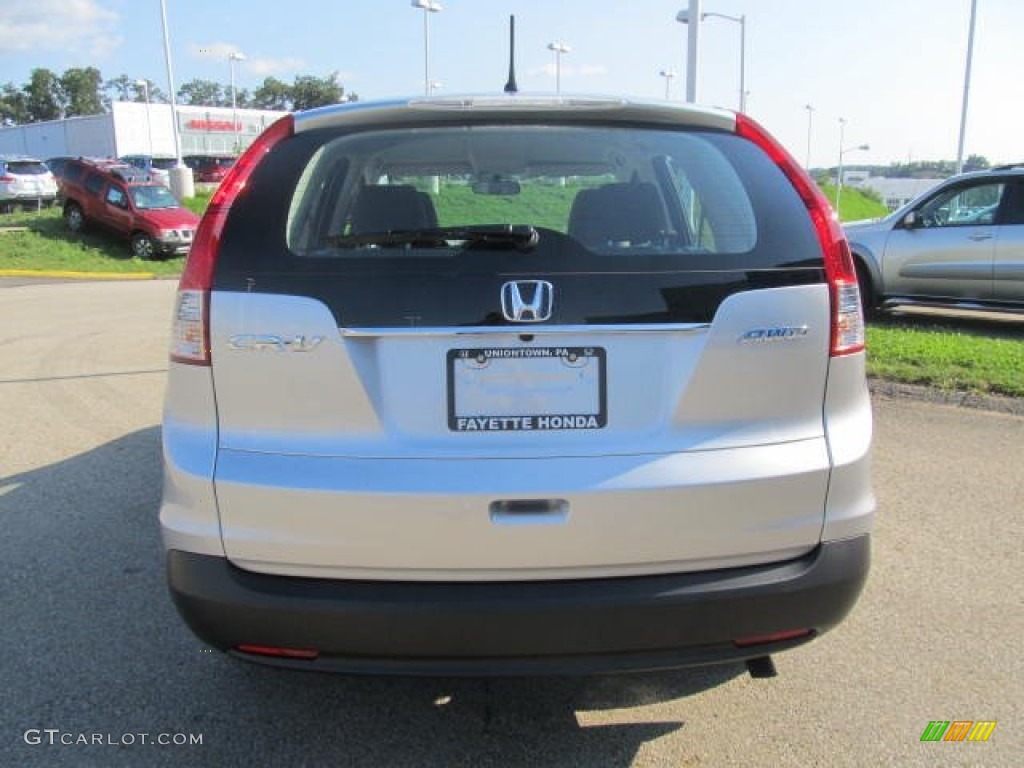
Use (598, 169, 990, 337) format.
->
(447, 346, 607, 432)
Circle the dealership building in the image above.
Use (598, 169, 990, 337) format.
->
(0, 101, 288, 160)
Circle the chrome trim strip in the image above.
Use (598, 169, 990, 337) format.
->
(339, 323, 710, 338)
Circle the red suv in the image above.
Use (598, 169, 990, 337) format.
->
(59, 159, 200, 259)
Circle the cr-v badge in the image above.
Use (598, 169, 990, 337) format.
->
(501, 280, 553, 323)
(228, 334, 324, 352)
(737, 326, 809, 344)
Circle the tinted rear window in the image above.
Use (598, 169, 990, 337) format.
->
(217, 122, 824, 327)
(6, 161, 49, 175)
(285, 127, 756, 256)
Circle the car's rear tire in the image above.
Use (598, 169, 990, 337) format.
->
(64, 202, 85, 232)
(131, 232, 156, 260)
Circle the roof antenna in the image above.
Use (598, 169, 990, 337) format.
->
(503, 15, 518, 94)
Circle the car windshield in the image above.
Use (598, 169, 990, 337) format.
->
(151, 158, 178, 170)
(130, 185, 179, 210)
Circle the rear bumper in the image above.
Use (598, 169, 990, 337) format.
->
(1, 192, 56, 207)
(167, 535, 869, 676)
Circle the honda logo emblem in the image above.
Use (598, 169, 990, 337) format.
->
(501, 280, 553, 323)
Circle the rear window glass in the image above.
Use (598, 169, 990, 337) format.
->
(6, 161, 49, 175)
(219, 121, 823, 327)
(286, 126, 757, 257)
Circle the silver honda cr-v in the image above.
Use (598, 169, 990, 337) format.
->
(161, 95, 873, 677)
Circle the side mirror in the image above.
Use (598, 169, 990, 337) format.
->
(902, 211, 920, 229)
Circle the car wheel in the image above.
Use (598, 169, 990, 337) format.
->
(854, 260, 878, 320)
(64, 203, 85, 232)
(131, 233, 156, 260)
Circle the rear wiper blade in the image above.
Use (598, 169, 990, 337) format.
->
(327, 224, 539, 251)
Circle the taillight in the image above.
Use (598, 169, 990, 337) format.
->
(0, 174, 15, 183)
(735, 113, 865, 357)
(170, 115, 295, 365)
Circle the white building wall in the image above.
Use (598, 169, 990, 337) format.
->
(0, 114, 115, 158)
(0, 103, 288, 160)
(111, 101, 177, 156)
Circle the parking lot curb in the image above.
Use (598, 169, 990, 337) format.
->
(0, 269, 156, 280)
(869, 378, 1024, 416)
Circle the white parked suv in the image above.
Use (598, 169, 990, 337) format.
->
(0, 155, 58, 212)
(161, 95, 874, 676)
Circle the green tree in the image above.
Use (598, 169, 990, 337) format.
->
(61, 67, 104, 117)
(177, 79, 227, 107)
(252, 76, 292, 110)
(290, 72, 345, 111)
(963, 154, 990, 172)
(0, 82, 30, 125)
(104, 74, 137, 104)
(232, 88, 252, 109)
(23, 68, 65, 121)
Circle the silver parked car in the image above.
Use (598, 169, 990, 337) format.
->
(161, 95, 873, 677)
(119, 155, 177, 187)
(846, 166, 1024, 315)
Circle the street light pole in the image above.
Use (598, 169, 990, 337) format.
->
(547, 42, 571, 94)
(136, 79, 153, 157)
(412, 0, 443, 96)
(659, 69, 676, 100)
(158, 0, 183, 167)
(836, 117, 846, 207)
(956, 0, 978, 174)
(701, 12, 746, 112)
(228, 52, 245, 154)
(836, 121, 869, 213)
(675, 1, 702, 103)
(804, 104, 814, 169)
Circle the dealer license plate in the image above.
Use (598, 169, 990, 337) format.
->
(447, 346, 606, 432)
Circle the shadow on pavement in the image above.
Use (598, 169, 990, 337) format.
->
(1, 427, 743, 768)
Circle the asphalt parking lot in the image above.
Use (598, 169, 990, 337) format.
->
(1, 279, 1021, 767)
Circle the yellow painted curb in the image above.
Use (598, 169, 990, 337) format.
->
(0, 269, 156, 280)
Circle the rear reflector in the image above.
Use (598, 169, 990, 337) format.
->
(735, 114, 865, 357)
(734, 628, 813, 648)
(234, 644, 320, 660)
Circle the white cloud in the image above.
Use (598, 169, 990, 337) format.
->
(0, 0, 120, 56)
(245, 57, 308, 77)
(188, 43, 312, 78)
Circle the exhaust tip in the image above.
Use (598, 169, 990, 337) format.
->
(746, 655, 778, 679)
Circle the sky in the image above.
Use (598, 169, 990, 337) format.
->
(1, 0, 1021, 169)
